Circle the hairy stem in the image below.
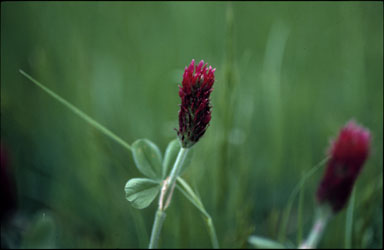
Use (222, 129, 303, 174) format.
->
(148, 147, 189, 248)
(300, 206, 332, 249)
(148, 210, 166, 249)
(168, 148, 189, 194)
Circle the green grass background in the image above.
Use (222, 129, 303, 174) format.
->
(1, 1, 383, 248)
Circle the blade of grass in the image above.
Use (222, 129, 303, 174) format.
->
(345, 187, 356, 249)
(296, 176, 304, 245)
(216, 2, 237, 209)
(19, 69, 131, 152)
(278, 157, 329, 242)
(131, 209, 150, 249)
(176, 177, 219, 249)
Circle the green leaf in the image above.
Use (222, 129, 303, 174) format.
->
(132, 139, 163, 180)
(176, 178, 208, 217)
(248, 235, 286, 249)
(125, 178, 161, 209)
(162, 139, 193, 178)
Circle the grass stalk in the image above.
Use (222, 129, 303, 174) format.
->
(345, 187, 356, 249)
(279, 157, 328, 242)
(176, 177, 219, 249)
(19, 70, 132, 152)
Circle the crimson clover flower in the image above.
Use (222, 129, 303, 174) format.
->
(316, 120, 371, 212)
(177, 59, 216, 148)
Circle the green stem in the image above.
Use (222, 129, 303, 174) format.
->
(206, 217, 219, 249)
(297, 183, 304, 245)
(19, 70, 132, 152)
(168, 148, 189, 192)
(279, 157, 328, 242)
(345, 188, 355, 249)
(148, 147, 189, 248)
(300, 206, 332, 249)
(148, 210, 166, 249)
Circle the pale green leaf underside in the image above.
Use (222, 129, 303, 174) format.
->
(125, 178, 160, 209)
(248, 235, 286, 249)
(132, 139, 163, 180)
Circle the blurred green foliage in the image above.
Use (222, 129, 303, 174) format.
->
(1, 1, 382, 248)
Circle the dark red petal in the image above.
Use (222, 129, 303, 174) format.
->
(316, 120, 371, 212)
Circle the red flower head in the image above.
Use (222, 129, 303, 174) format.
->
(177, 59, 216, 148)
(316, 120, 371, 212)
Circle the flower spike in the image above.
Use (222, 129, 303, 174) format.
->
(316, 120, 371, 212)
(177, 59, 216, 148)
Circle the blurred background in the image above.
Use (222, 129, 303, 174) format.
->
(1, 2, 383, 248)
